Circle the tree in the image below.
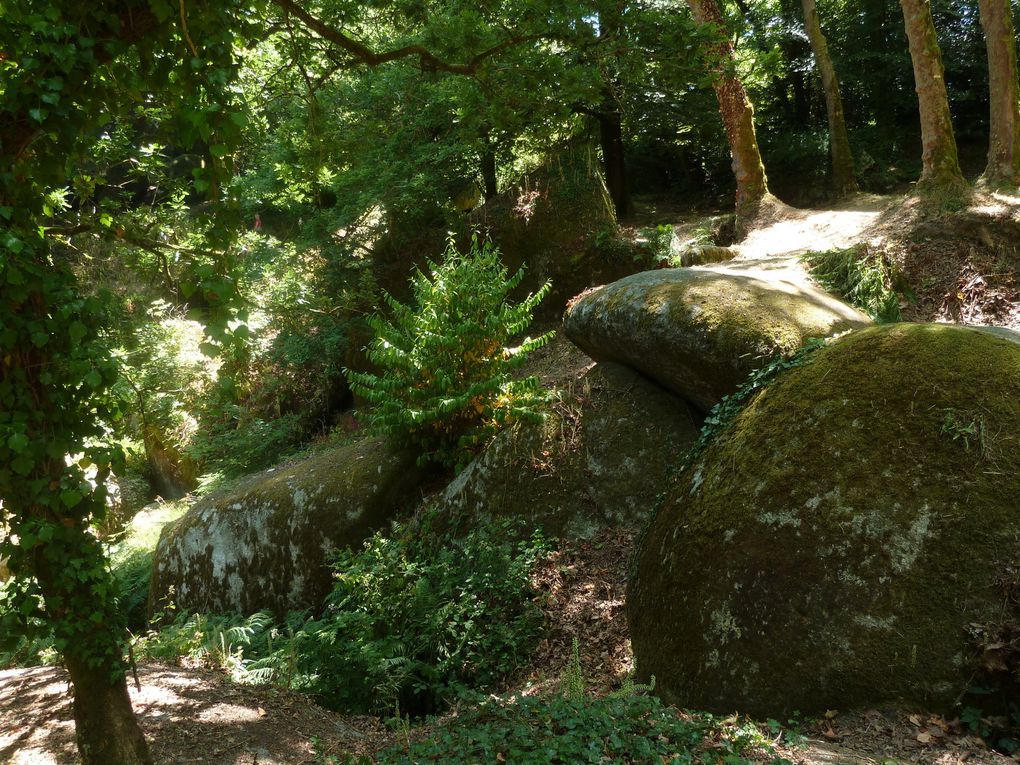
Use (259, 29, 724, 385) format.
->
(898, 0, 968, 194)
(686, 0, 771, 219)
(977, 0, 1020, 186)
(800, 0, 858, 196)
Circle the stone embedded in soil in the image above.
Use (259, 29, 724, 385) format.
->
(563, 267, 872, 412)
(628, 323, 1020, 717)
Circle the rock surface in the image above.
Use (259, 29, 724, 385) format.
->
(564, 268, 872, 411)
(628, 323, 1020, 716)
(438, 363, 699, 538)
(149, 437, 424, 617)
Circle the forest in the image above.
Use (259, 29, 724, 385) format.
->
(2, 0, 1020, 763)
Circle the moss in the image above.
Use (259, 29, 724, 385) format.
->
(564, 268, 872, 412)
(629, 323, 1020, 717)
(148, 436, 425, 618)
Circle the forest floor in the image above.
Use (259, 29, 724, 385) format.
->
(2, 532, 1015, 764)
(4, 192, 1020, 764)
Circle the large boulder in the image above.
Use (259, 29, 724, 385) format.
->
(149, 437, 424, 617)
(438, 363, 699, 538)
(628, 323, 1020, 717)
(564, 268, 872, 412)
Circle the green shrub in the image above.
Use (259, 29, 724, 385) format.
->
(134, 511, 548, 716)
(347, 235, 553, 467)
(372, 691, 792, 764)
(801, 244, 902, 322)
(256, 511, 548, 714)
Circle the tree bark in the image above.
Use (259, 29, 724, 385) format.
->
(899, 0, 967, 192)
(30, 508, 152, 765)
(597, 104, 632, 218)
(978, 0, 1020, 185)
(801, 0, 858, 197)
(687, 0, 770, 218)
(65, 656, 153, 765)
(480, 129, 498, 201)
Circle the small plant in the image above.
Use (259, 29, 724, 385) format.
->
(681, 338, 828, 474)
(372, 690, 792, 764)
(801, 244, 903, 322)
(940, 408, 987, 456)
(562, 637, 586, 700)
(347, 235, 553, 467)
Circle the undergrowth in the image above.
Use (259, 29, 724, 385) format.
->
(801, 244, 904, 322)
(366, 691, 793, 765)
(137, 509, 549, 716)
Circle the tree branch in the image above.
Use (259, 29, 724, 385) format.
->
(270, 0, 539, 75)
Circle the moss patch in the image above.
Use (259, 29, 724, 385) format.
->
(439, 363, 699, 539)
(564, 268, 872, 412)
(628, 323, 1020, 717)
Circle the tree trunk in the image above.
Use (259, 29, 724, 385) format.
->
(597, 105, 632, 218)
(30, 516, 153, 765)
(801, 0, 858, 197)
(66, 656, 153, 765)
(899, 0, 967, 193)
(978, 0, 1020, 185)
(687, 0, 770, 218)
(480, 129, 498, 200)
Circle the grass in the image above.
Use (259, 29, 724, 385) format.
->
(801, 244, 903, 322)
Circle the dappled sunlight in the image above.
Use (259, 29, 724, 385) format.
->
(734, 205, 888, 260)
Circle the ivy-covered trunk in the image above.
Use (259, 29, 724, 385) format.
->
(801, 0, 858, 197)
(978, 0, 1020, 185)
(1, 252, 153, 765)
(686, 0, 770, 219)
(32, 527, 153, 765)
(899, 0, 967, 193)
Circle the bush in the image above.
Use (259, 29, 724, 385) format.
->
(347, 235, 553, 467)
(261, 511, 548, 714)
(372, 691, 792, 764)
(134, 511, 549, 716)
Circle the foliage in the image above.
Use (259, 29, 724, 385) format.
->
(371, 690, 792, 765)
(347, 236, 553, 467)
(801, 244, 903, 322)
(137, 511, 548, 716)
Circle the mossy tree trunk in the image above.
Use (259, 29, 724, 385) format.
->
(801, 0, 858, 197)
(687, 0, 770, 219)
(899, 0, 967, 194)
(978, 0, 1020, 186)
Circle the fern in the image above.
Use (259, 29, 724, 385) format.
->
(347, 235, 553, 467)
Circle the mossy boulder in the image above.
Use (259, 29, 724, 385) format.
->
(564, 268, 872, 412)
(628, 323, 1020, 717)
(438, 363, 699, 538)
(149, 437, 424, 617)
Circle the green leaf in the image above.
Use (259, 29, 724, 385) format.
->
(7, 433, 29, 453)
(68, 321, 87, 344)
(60, 489, 84, 508)
(84, 369, 102, 388)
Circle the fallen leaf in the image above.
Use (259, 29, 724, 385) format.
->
(916, 731, 932, 744)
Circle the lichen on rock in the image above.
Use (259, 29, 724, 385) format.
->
(628, 323, 1020, 717)
(148, 437, 424, 618)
